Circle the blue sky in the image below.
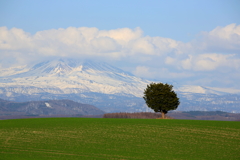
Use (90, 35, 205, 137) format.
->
(1, 0, 239, 41)
(0, 0, 240, 89)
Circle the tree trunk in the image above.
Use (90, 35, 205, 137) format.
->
(161, 112, 165, 119)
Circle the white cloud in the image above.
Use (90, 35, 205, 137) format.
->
(208, 23, 240, 40)
(0, 27, 33, 50)
(90, 37, 120, 53)
(166, 53, 240, 72)
(97, 27, 143, 44)
(165, 56, 176, 65)
(0, 26, 182, 58)
(129, 38, 155, 55)
(180, 55, 192, 70)
(163, 24, 240, 72)
(194, 54, 234, 71)
(133, 66, 155, 79)
(194, 23, 240, 52)
(0, 24, 240, 88)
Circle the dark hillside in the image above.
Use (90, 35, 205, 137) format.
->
(169, 111, 240, 121)
(0, 98, 105, 118)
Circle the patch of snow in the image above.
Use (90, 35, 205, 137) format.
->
(45, 102, 52, 108)
(0, 58, 239, 101)
(72, 65, 83, 72)
(6, 92, 12, 97)
(175, 85, 207, 94)
(0, 65, 29, 77)
(0, 59, 152, 97)
(175, 85, 240, 95)
(206, 87, 240, 94)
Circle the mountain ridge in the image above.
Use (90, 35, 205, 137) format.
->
(0, 98, 105, 116)
(0, 58, 149, 97)
(0, 58, 240, 113)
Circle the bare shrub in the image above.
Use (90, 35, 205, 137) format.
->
(103, 112, 172, 119)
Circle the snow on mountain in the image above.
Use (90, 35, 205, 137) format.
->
(0, 65, 29, 77)
(0, 58, 150, 97)
(0, 98, 105, 116)
(175, 85, 240, 95)
(1, 58, 240, 97)
(0, 58, 240, 113)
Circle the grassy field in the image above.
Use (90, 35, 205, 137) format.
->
(0, 118, 239, 160)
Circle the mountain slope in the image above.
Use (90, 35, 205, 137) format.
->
(0, 58, 240, 113)
(0, 58, 150, 97)
(0, 98, 105, 116)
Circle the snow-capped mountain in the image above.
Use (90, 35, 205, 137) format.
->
(175, 85, 240, 95)
(0, 58, 240, 113)
(0, 58, 150, 97)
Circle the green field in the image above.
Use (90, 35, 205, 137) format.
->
(0, 118, 239, 160)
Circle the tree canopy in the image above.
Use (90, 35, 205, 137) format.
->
(143, 83, 180, 119)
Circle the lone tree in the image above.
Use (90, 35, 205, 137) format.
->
(143, 83, 180, 119)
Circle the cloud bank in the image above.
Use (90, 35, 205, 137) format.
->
(0, 24, 240, 88)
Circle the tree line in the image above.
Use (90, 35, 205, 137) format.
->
(103, 112, 172, 119)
